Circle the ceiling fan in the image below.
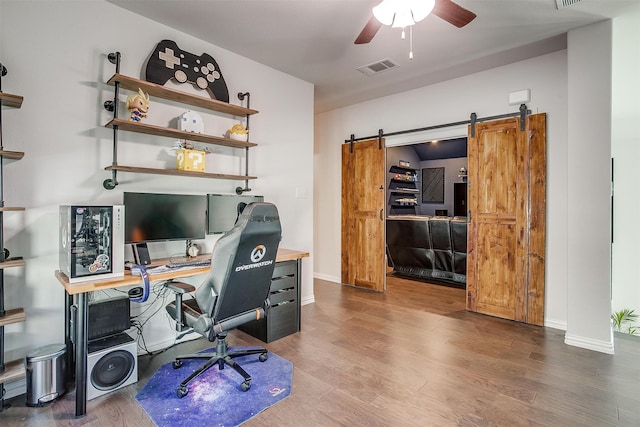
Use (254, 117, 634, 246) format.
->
(354, 0, 477, 45)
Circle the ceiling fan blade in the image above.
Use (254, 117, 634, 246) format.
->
(355, 15, 383, 44)
(432, 0, 477, 28)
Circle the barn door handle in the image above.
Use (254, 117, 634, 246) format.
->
(380, 209, 384, 220)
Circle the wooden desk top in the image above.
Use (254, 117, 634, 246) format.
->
(55, 247, 309, 295)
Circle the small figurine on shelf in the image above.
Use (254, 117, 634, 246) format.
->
(178, 110, 204, 134)
(169, 139, 210, 154)
(227, 123, 248, 141)
(125, 88, 150, 122)
(172, 139, 194, 150)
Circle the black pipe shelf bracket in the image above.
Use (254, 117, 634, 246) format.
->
(103, 51, 121, 190)
(236, 92, 252, 195)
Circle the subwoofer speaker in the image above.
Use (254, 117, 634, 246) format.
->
(87, 333, 138, 400)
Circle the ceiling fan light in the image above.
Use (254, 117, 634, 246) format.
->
(373, 0, 436, 28)
(372, 0, 396, 26)
(409, 0, 435, 23)
(392, 9, 415, 28)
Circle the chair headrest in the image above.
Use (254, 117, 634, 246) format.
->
(237, 202, 280, 224)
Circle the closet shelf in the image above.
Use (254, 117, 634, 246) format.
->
(105, 118, 257, 148)
(104, 165, 257, 181)
(106, 74, 258, 116)
(0, 207, 25, 212)
(0, 93, 23, 109)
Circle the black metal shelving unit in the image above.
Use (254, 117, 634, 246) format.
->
(387, 165, 419, 215)
(0, 63, 26, 412)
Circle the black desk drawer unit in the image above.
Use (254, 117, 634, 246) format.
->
(239, 260, 300, 342)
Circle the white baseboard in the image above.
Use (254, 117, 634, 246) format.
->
(565, 332, 614, 354)
(301, 295, 315, 306)
(313, 272, 341, 283)
(544, 319, 567, 331)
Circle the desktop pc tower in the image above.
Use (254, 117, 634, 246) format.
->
(59, 205, 125, 282)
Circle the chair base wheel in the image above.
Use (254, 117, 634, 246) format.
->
(173, 360, 183, 369)
(177, 386, 188, 398)
(240, 381, 251, 392)
(259, 353, 268, 362)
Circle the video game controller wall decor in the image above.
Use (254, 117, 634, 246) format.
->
(145, 40, 230, 103)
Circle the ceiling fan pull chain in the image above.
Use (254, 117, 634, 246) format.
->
(409, 26, 414, 60)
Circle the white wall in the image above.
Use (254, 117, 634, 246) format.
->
(565, 21, 613, 353)
(315, 49, 569, 330)
(0, 0, 314, 397)
(611, 7, 640, 328)
(316, 17, 640, 353)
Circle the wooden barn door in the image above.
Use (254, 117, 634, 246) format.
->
(466, 113, 546, 325)
(341, 138, 386, 292)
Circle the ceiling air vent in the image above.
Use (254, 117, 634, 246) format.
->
(356, 58, 399, 76)
(555, 0, 583, 8)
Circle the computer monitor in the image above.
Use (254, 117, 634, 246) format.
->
(123, 192, 207, 244)
(207, 193, 264, 234)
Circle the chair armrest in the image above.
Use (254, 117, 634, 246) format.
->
(165, 280, 196, 294)
(164, 280, 196, 336)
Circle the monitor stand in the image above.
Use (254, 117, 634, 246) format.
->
(132, 242, 151, 265)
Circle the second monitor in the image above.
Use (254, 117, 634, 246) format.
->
(207, 193, 264, 234)
(123, 192, 207, 244)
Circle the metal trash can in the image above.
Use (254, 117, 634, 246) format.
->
(25, 344, 66, 407)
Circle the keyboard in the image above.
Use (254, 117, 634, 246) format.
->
(167, 259, 210, 269)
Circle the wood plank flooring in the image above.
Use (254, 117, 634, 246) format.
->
(3, 275, 640, 426)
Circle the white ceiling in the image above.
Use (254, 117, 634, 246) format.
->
(107, 0, 638, 113)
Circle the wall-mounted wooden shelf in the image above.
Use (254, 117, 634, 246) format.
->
(0, 150, 25, 160)
(105, 165, 257, 181)
(0, 259, 26, 269)
(105, 118, 256, 148)
(0, 308, 26, 326)
(0, 92, 23, 109)
(0, 359, 26, 383)
(0, 82, 26, 410)
(102, 60, 258, 191)
(390, 189, 419, 194)
(106, 73, 258, 116)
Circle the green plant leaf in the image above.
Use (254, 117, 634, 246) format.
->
(612, 309, 639, 332)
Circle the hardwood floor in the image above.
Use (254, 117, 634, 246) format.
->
(3, 276, 640, 426)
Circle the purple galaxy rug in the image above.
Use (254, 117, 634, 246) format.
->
(135, 347, 293, 427)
